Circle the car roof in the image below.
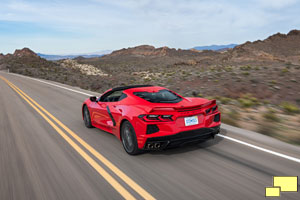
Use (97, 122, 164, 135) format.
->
(125, 86, 166, 93)
(102, 85, 167, 96)
(110, 85, 153, 92)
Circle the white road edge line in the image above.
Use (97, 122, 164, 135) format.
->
(218, 134, 300, 163)
(3, 72, 300, 164)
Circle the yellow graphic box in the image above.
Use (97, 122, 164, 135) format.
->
(273, 176, 298, 192)
(265, 187, 280, 197)
(265, 176, 298, 197)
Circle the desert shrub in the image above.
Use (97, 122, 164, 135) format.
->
(280, 102, 300, 114)
(290, 79, 297, 83)
(238, 94, 259, 108)
(219, 97, 232, 104)
(221, 109, 240, 127)
(225, 66, 233, 72)
(263, 110, 280, 122)
(240, 65, 252, 71)
(167, 78, 173, 83)
(238, 98, 255, 107)
(281, 68, 289, 73)
(242, 72, 250, 76)
(270, 80, 277, 85)
(250, 79, 259, 84)
(249, 97, 259, 104)
(209, 67, 216, 72)
(248, 115, 256, 121)
(257, 122, 277, 136)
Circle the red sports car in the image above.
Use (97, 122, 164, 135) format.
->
(82, 85, 221, 155)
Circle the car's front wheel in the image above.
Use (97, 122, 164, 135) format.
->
(121, 121, 142, 155)
(83, 106, 93, 128)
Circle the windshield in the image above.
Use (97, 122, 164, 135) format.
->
(133, 89, 182, 103)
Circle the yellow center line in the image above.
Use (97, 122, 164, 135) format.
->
(1, 76, 156, 200)
(0, 76, 136, 200)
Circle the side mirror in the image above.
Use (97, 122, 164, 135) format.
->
(89, 96, 97, 102)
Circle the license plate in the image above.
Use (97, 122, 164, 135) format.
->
(184, 116, 198, 126)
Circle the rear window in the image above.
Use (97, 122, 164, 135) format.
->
(133, 89, 182, 103)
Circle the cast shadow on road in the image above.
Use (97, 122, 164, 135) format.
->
(147, 128, 227, 156)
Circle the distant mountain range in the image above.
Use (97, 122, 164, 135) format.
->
(37, 50, 112, 60)
(36, 45, 238, 60)
(192, 44, 238, 51)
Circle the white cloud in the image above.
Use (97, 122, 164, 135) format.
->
(0, 0, 299, 54)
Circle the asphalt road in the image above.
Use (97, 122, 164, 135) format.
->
(0, 71, 299, 200)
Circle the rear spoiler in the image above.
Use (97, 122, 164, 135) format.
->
(149, 100, 216, 113)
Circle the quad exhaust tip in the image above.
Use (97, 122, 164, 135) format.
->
(146, 142, 161, 149)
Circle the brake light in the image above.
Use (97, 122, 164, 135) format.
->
(138, 114, 173, 122)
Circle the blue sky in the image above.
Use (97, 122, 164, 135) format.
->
(0, 0, 299, 54)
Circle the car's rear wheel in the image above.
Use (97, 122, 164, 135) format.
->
(83, 106, 93, 128)
(121, 121, 142, 155)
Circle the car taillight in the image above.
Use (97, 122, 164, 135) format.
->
(205, 105, 218, 115)
(205, 108, 212, 114)
(138, 114, 173, 122)
(161, 115, 172, 119)
(212, 105, 218, 112)
(147, 115, 159, 120)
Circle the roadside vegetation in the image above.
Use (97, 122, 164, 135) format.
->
(209, 95, 300, 145)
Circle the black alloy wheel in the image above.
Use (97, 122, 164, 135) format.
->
(121, 121, 142, 155)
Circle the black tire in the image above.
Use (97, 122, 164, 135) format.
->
(83, 106, 93, 128)
(121, 121, 142, 155)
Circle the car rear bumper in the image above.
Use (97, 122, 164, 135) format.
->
(143, 125, 220, 150)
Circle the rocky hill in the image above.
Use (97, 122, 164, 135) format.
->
(0, 48, 57, 70)
(226, 30, 300, 63)
(0, 48, 111, 90)
(104, 45, 207, 58)
(13, 48, 39, 58)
